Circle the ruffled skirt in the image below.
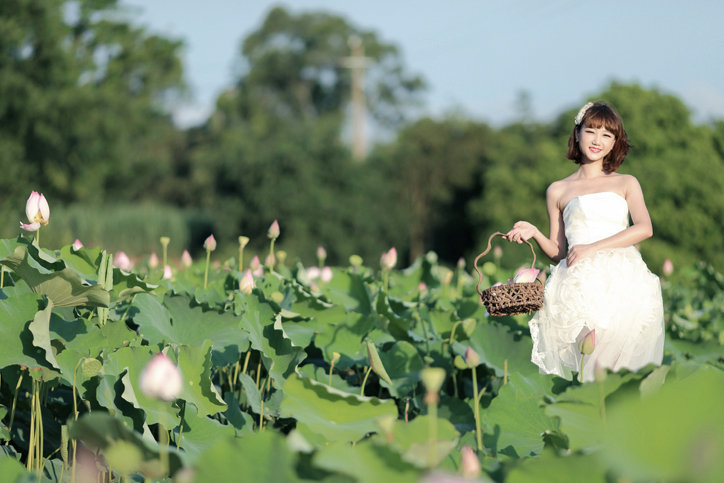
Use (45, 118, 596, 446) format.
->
(529, 246, 665, 382)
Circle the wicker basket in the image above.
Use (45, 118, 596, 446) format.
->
(473, 232, 544, 316)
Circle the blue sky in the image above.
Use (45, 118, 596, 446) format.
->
(122, 0, 724, 128)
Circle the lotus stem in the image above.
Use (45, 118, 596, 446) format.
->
(472, 366, 483, 452)
(6, 371, 23, 446)
(360, 366, 372, 396)
(203, 250, 211, 289)
(425, 390, 439, 468)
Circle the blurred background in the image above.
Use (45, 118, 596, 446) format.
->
(1, 0, 723, 271)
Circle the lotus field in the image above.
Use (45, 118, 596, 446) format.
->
(1, 208, 723, 482)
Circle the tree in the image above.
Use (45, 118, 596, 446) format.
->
(373, 117, 493, 262)
(0, 0, 185, 231)
(184, 6, 427, 263)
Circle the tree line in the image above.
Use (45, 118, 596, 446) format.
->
(2, 1, 722, 271)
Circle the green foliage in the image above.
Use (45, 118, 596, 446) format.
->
(0, 236, 721, 481)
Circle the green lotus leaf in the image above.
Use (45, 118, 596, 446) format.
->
(242, 293, 306, 388)
(194, 431, 298, 482)
(280, 372, 397, 445)
(506, 450, 608, 483)
(482, 372, 558, 459)
(1, 244, 109, 308)
(70, 412, 184, 478)
(601, 365, 724, 482)
(0, 293, 57, 370)
(314, 439, 420, 483)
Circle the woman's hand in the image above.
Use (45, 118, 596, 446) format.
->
(504, 221, 538, 244)
(566, 244, 595, 266)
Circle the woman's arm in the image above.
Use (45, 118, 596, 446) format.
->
(566, 175, 653, 266)
(504, 184, 567, 262)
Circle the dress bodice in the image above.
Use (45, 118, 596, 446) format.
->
(563, 192, 629, 246)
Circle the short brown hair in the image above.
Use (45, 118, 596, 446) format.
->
(567, 102, 630, 172)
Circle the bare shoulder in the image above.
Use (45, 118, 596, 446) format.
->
(615, 173, 643, 196)
(546, 180, 567, 209)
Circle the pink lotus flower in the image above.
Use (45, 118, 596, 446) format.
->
(181, 250, 192, 268)
(240, 269, 255, 294)
(265, 253, 275, 267)
(380, 247, 397, 270)
(72, 239, 84, 250)
(203, 234, 216, 252)
(20, 191, 50, 232)
(513, 267, 540, 284)
(460, 445, 481, 478)
(464, 347, 480, 367)
(418, 282, 427, 292)
(578, 329, 596, 355)
(162, 265, 173, 280)
(139, 353, 183, 401)
(306, 266, 320, 280)
(148, 252, 159, 269)
(662, 259, 673, 276)
(316, 245, 327, 262)
(320, 266, 333, 283)
(113, 252, 133, 271)
(267, 220, 280, 240)
(249, 255, 263, 277)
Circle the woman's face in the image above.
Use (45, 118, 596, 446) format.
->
(577, 123, 615, 162)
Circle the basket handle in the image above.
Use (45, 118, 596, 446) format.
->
(473, 232, 538, 300)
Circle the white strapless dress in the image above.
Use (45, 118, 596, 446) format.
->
(529, 192, 665, 382)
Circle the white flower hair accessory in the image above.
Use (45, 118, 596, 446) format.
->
(574, 102, 594, 126)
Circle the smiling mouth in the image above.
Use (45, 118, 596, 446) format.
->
(589, 147, 601, 153)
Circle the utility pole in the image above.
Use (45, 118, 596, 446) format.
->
(341, 35, 370, 161)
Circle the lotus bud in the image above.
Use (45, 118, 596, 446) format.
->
(240, 270, 255, 294)
(238, 236, 250, 248)
(267, 220, 280, 240)
(148, 252, 159, 269)
(418, 282, 427, 292)
(460, 445, 481, 478)
(72, 239, 84, 251)
(20, 191, 50, 231)
(181, 250, 192, 268)
(162, 265, 173, 280)
(380, 247, 397, 270)
(160, 236, 170, 249)
(578, 329, 596, 355)
(316, 245, 327, 264)
(331, 352, 341, 365)
(420, 367, 446, 394)
(349, 254, 363, 268)
(113, 251, 133, 271)
(265, 253, 276, 268)
(464, 347, 480, 367)
(513, 267, 540, 284)
(276, 250, 287, 265)
(320, 266, 333, 283)
(457, 257, 466, 270)
(139, 353, 183, 401)
(203, 234, 217, 252)
(493, 245, 503, 260)
(250, 255, 263, 277)
(306, 266, 320, 280)
(662, 259, 673, 276)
